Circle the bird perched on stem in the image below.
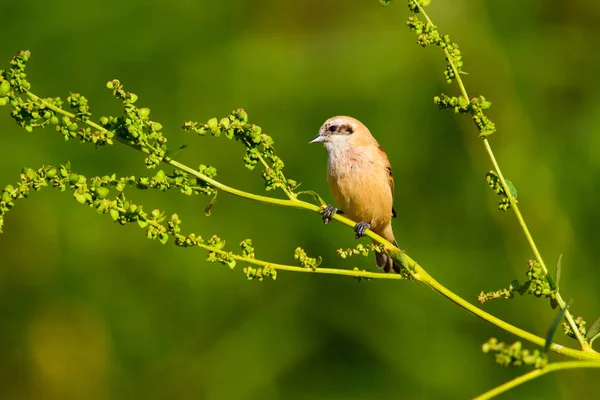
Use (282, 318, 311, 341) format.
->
(310, 116, 400, 273)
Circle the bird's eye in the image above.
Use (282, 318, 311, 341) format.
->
(327, 125, 337, 133)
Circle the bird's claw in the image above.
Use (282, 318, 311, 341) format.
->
(321, 205, 338, 224)
(354, 222, 371, 239)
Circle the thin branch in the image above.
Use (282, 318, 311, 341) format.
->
(474, 361, 600, 400)
(415, 3, 590, 351)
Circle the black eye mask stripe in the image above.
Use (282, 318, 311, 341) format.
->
(327, 124, 354, 135)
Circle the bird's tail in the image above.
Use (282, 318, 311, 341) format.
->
(373, 225, 401, 274)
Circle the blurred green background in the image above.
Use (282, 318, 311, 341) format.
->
(1, 0, 599, 398)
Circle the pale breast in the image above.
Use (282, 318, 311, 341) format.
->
(326, 145, 393, 231)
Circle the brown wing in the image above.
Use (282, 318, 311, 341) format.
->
(386, 163, 396, 218)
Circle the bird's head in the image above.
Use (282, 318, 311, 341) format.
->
(310, 116, 374, 152)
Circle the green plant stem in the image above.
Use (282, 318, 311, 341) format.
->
(474, 361, 600, 400)
(24, 90, 600, 360)
(198, 243, 401, 279)
(247, 140, 296, 200)
(415, 4, 590, 351)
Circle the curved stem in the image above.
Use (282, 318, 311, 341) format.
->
(197, 243, 403, 280)
(474, 361, 600, 400)
(415, 4, 590, 351)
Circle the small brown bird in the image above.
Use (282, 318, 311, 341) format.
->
(310, 116, 400, 273)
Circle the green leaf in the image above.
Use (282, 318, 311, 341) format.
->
(555, 253, 563, 290)
(228, 260, 236, 269)
(137, 219, 148, 228)
(74, 193, 87, 204)
(297, 190, 326, 206)
(544, 300, 571, 354)
(109, 208, 119, 221)
(0, 80, 10, 94)
(505, 179, 518, 199)
(204, 192, 218, 217)
(168, 144, 188, 157)
(587, 317, 600, 345)
(379, 0, 392, 6)
(96, 186, 109, 199)
(158, 232, 169, 244)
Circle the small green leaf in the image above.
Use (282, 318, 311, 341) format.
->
(168, 144, 188, 157)
(505, 179, 518, 199)
(207, 118, 217, 127)
(137, 219, 148, 228)
(587, 317, 600, 345)
(0, 80, 10, 94)
(297, 190, 326, 206)
(555, 254, 563, 290)
(478, 96, 492, 110)
(227, 259, 236, 269)
(204, 192, 218, 217)
(379, 0, 391, 6)
(399, 252, 409, 270)
(544, 300, 571, 354)
(96, 187, 109, 199)
(109, 208, 119, 221)
(158, 232, 169, 244)
(74, 193, 87, 204)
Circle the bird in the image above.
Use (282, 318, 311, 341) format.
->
(310, 116, 400, 273)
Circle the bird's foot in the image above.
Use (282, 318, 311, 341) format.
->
(321, 205, 338, 224)
(354, 222, 371, 239)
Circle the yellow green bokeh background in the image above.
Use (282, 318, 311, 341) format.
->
(1, 1, 599, 398)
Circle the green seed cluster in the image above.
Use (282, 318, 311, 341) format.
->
(479, 260, 557, 308)
(0, 51, 175, 159)
(240, 239, 255, 258)
(478, 285, 515, 304)
(406, 14, 462, 83)
(182, 110, 299, 193)
(67, 93, 92, 121)
(433, 94, 495, 137)
(104, 79, 168, 168)
(337, 243, 383, 259)
(243, 265, 277, 281)
(0, 52, 63, 134)
(406, 0, 431, 13)
(294, 247, 322, 271)
(524, 260, 556, 302)
(485, 171, 518, 211)
(0, 159, 283, 280)
(563, 317, 587, 340)
(405, 5, 497, 137)
(2, 50, 31, 94)
(205, 235, 236, 269)
(482, 338, 547, 369)
(0, 162, 215, 232)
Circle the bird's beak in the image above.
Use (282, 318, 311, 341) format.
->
(309, 135, 324, 144)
